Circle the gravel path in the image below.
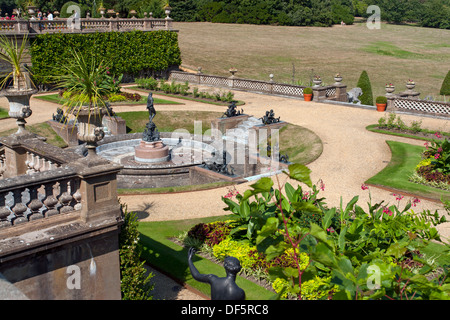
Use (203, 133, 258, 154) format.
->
(1, 85, 449, 300)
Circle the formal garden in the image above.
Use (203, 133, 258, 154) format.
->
(0, 2, 449, 302)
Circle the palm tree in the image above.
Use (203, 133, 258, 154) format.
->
(0, 34, 34, 91)
(54, 49, 114, 155)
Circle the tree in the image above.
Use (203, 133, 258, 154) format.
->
(356, 70, 373, 106)
(440, 70, 450, 96)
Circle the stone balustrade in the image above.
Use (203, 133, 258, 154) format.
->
(169, 70, 348, 102)
(0, 165, 81, 227)
(0, 17, 173, 35)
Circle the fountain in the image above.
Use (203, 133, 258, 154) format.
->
(95, 100, 291, 189)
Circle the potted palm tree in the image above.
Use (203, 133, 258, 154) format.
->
(0, 34, 37, 133)
(54, 49, 114, 156)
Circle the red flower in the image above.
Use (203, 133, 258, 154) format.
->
(361, 184, 369, 190)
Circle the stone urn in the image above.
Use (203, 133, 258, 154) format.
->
(75, 107, 107, 156)
(27, 5, 37, 19)
(313, 78, 322, 87)
(99, 7, 105, 18)
(0, 88, 38, 133)
(334, 75, 343, 85)
(385, 85, 395, 94)
(406, 82, 415, 91)
(129, 9, 137, 18)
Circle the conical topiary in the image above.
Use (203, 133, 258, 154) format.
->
(440, 70, 450, 96)
(356, 70, 373, 106)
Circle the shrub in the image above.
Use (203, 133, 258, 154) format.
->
(136, 77, 159, 91)
(356, 70, 373, 106)
(187, 221, 233, 247)
(376, 96, 387, 104)
(440, 70, 450, 96)
(108, 94, 128, 103)
(30, 31, 181, 85)
(303, 87, 313, 94)
(119, 205, 154, 300)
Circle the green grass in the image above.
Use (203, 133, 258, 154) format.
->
(0, 108, 9, 119)
(118, 181, 235, 195)
(117, 110, 223, 134)
(365, 140, 450, 202)
(138, 216, 276, 300)
(362, 41, 424, 60)
(34, 93, 182, 106)
(0, 122, 67, 148)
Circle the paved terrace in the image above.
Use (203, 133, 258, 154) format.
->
(1, 85, 449, 242)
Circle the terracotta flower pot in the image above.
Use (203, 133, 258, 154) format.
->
(304, 94, 313, 101)
(376, 103, 387, 112)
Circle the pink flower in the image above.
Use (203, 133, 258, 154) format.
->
(319, 179, 325, 191)
(412, 197, 420, 207)
(327, 228, 335, 233)
(383, 207, 393, 216)
(438, 147, 443, 153)
(394, 193, 404, 201)
(424, 142, 429, 149)
(434, 132, 442, 139)
(435, 153, 440, 159)
(361, 184, 369, 191)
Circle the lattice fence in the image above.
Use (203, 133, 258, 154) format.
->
(233, 79, 272, 93)
(200, 74, 229, 87)
(272, 83, 304, 96)
(394, 98, 450, 115)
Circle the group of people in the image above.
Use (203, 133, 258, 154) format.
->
(0, 10, 54, 21)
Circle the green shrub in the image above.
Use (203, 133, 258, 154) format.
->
(303, 87, 313, 94)
(356, 70, 373, 106)
(119, 205, 154, 300)
(136, 77, 160, 91)
(376, 96, 387, 104)
(108, 94, 128, 103)
(30, 31, 181, 85)
(440, 70, 450, 96)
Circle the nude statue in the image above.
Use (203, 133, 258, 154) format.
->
(147, 92, 156, 121)
(188, 247, 245, 300)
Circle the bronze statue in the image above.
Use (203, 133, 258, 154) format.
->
(147, 92, 156, 122)
(188, 247, 245, 300)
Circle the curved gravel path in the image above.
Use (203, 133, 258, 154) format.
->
(2, 85, 449, 300)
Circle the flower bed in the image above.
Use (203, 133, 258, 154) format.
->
(411, 135, 450, 189)
(176, 175, 449, 300)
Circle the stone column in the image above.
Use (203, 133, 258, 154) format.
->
(312, 86, 328, 102)
(73, 157, 122, 224)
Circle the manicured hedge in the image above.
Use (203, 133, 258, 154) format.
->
(29, 30, 182, 84)
(440, 70, 450, 96)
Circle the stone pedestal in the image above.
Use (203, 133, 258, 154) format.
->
(47, 120, 79, 146)
(211, 114, 251, 139)
(102, 115, 127, 135)
(251, 121, 287, 153)
(134, 140, 170, 163)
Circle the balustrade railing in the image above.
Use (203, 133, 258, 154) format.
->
(0, 17, 173, 35)
(0, 166, 81, 227)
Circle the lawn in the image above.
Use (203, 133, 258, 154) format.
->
(34, 93, 182, 106)
(138, 216, 275, 300)
(365, 140, 450, 202)
(0, 122, 67, 148)
(175, 22, 450, 99)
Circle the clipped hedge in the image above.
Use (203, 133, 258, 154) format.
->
(29, 30, 182, 84)
(357, 70, 373, 106)
(440, 70, 450, 96)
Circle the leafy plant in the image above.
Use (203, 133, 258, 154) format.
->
(221, 163, 448, 300)
(53, 49, 112, 119)
(0, 34, 34, 90)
